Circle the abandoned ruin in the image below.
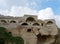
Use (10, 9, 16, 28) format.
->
(0, 15, 59, 44)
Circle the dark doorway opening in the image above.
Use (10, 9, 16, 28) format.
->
(27, 29, 31, 32)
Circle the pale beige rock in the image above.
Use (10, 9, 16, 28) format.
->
(0, 15, 58, 44)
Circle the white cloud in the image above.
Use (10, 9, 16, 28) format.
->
(0, 6, 60, 28)
(9, 6, 37, 17)
(0, 9, 9, 16)
(55, 15, 60, 28)
(38, 8, 55, 20)
(0, 6, 37, 17)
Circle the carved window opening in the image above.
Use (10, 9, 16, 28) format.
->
(33, 23, 39, 26)
(8, 32, 12, 36)
(21, 23, 28, 25)
(26, 17, 35, 22)
(41, 23, 43, 26)
(47, 21, 53, 24)
(1, 20, 6, 23)
(10, 21, 16, 23)
(27, 29, 31, 32)
(9, 32, 12, 34)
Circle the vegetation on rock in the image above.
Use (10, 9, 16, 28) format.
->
(0, 27, 24, 44)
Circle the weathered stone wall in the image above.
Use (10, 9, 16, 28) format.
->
(0, 15, 58, 44)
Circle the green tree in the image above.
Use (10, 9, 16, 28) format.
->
(0, 27, 13, 44)
(12, 37, 24, 44)
(0, 27, 24, 44)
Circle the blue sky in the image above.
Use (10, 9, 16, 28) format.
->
(0, 0, 60, 28)
(0, 0, 60, 15)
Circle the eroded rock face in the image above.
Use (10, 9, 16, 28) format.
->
(37, 34, 56, 44)
(54, 29, 60, 44)
(7, 26, 58, 44)
(0, 15, 58, 44)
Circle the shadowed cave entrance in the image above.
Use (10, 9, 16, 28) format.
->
(37, 34, 52, 44)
